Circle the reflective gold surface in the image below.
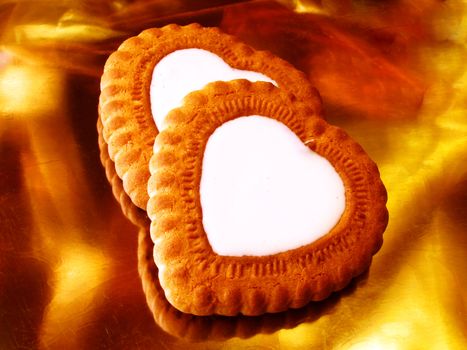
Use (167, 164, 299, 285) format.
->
(1, 0, 466, 349)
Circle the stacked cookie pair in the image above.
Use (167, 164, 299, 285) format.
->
(98, 24, 388, 317)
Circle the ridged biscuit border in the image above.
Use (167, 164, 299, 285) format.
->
(147, 80, 388, 316)
(97, 116, 150, 228)
(137, 224, 347, 341)
(99, 23, 322, 210)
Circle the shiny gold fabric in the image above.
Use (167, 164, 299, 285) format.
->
(0, 0, 466, 349)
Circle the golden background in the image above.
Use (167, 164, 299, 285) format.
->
(0, 0, 466, 349)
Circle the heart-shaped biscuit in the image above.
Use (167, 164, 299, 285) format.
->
(147, 80, 388, 316)
(99, 23, 321, 210)
(99, 116, 340, 338)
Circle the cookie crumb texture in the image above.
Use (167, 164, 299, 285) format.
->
(147, 80, 388, 316)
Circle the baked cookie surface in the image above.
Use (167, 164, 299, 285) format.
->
(99, 23, 321, 210)
(147, 80, 388, 316)
(97, 116, 150, 229)
(137, 224, 352, 341)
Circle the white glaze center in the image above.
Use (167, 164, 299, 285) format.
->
(150, 48, 276, 130)
(200, 116, 346, 256)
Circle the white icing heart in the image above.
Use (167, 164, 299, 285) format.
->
(150, 49, 276, 130)
(200, 116, 346, 256)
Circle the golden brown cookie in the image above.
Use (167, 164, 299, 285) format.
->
(99, 116, 345, 338)
(147, 80, 388, 316)
(99, 23, 322, 210)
